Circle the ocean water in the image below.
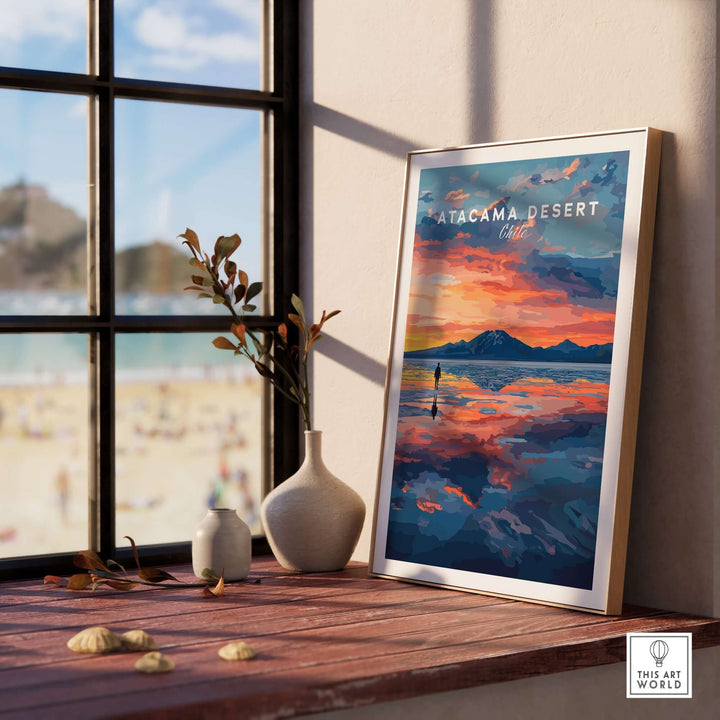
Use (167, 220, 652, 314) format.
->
(0, 290, 227, 317)
(0, 292, 255, 385)
(386, 358, 611, 590)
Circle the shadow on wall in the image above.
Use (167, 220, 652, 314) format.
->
(315, 334, 386, 387)
(300, 0, 494, 387)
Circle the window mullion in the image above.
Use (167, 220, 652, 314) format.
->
(94, 0, 115, 553)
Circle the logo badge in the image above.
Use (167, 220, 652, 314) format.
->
(627, 633, 692, 698)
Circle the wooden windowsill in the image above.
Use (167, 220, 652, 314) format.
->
(1, 556, 719, 719)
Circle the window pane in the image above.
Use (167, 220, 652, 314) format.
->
(0, 1, 87, 74)
(0, 90, 89, 315)
(0, 334, 89, 559)
(114, 100, 263, 316)
(115, 333, 263, 547)
(114, 0, 263, 90)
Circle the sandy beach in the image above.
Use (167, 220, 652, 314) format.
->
(0, 372, 264, 561)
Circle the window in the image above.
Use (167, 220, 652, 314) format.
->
(0, 1, 299, 578)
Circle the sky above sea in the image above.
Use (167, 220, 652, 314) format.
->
(0, 1, 263, 270)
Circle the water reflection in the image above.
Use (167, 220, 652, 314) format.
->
(386, 358, 610, 590)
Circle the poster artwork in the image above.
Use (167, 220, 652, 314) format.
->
(386, 151, 630, 590)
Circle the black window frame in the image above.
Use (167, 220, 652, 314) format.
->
(0, 0, 299, 580)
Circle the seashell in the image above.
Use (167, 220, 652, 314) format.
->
(218, 641, 256, 661)
(120, 630, 158, 652)
(67, 626, 122, 654)
(134, 651, 174, 673)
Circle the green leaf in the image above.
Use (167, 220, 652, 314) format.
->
(197, 292, 213, 299)
(106, 558, 127, 574)
(245, 282, 263, 304)
(212, 337, 237, 350)
(212, 294, 226, 304)
(242, 304, 256, 313)
(253, 360, 274, 379)
(291, 294, 305, 321)
(213, 234, 241, 263)
(201, 567, 221, 582)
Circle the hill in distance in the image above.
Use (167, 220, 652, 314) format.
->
(0, 181, 190, 292)
(405, 329, 612, 364)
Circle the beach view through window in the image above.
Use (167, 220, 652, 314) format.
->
(0, 2, 268, 560)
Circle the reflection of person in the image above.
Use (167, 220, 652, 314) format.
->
(434, 362, 441, 390)
(431, 394, 438, 420)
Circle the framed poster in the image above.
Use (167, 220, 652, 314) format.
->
(370, 129, 661, 614)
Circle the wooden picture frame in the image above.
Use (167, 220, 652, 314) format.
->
(370, 128, 662, 614)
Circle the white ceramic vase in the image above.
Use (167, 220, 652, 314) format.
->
(192, 508, 251, 580)
(261, 430, 365, 572)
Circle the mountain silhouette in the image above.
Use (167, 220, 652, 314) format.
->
(405, 329, 612, 364)
(0, 180, 190, 292)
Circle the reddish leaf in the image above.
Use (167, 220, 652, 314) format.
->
(105, 580, 138, 591)
(202, 576, 225, 597)
(323, 309, 341, 322)
(43, 575, 65, 587)
(124, 535, 143, 572)
(212, 336, 237, 350)
(234, 284, 246, 304)
(287, 313, 304, 331)
(179, 228, 201, 254)
(231, 324, 247, 346)
(224, 259, 237, 282)
(277, 323, 287, 343)
(237, 270, 249, 290)
(67, 573, 94, 591)
(73, 550, 110, 572)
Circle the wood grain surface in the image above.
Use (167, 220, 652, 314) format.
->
(0, 557, 718, 719)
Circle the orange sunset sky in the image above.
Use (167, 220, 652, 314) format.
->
(403, 152, 627, 352)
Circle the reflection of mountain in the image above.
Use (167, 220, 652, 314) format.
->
(0, 181, 189, 292)
(405, 329, 612, 363)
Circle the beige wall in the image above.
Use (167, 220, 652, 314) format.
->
(300, 0, 717, 715)
(300, 0, 717, 614)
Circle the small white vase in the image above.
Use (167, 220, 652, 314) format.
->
(192, 508, 251, 580)
(261, 430, 365, 572)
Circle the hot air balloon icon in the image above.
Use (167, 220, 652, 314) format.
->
(649, 639, 669, 667)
